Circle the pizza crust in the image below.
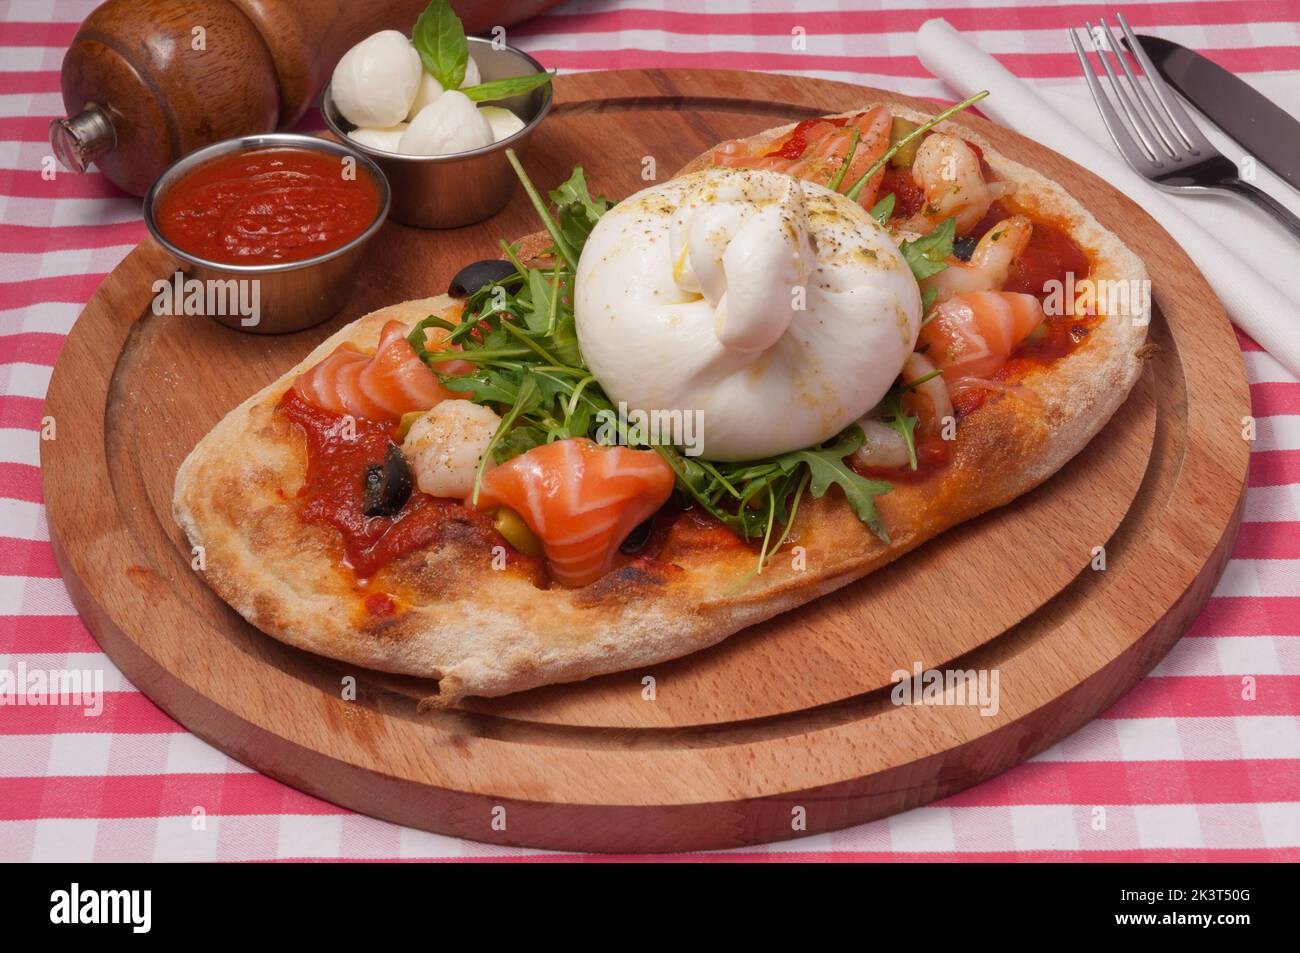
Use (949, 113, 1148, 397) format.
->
(174, 105, 1149, 703)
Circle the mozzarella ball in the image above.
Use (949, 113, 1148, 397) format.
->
(401, 400, 501, 499)
(406, 55, 482, 120)
(461, 55, 481, 89)
(406, 71, 445, 121)
(479, 106, 526, 142)
(331, 31, 422, 128)
(398, 90, 494, 156)
(347, 123, 407, 153)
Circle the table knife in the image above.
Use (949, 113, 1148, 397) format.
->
(1127, 33, 1300, 191)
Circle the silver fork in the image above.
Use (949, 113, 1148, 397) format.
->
(1071, 13, 1300, 240)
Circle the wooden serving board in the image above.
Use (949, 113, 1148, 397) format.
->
(42, 70, 1251, 852)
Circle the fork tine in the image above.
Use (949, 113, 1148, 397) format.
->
(1116, 12, 1205, 154)
(1099, 16, 1178, 157)
(1069, 28, 1158, 171)
(1086, 19, 1163, 163)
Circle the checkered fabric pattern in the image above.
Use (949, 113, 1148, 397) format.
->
(1, 0, 1298, 861)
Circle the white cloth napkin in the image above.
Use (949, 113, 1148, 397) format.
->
(916, 17, 1300, 378)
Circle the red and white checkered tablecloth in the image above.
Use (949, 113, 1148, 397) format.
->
(2, 0, 1298, 862)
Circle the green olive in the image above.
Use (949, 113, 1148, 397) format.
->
(494, 507, 542, 557)
(395, 411, 424, 442)
(889, 117, 922, 169)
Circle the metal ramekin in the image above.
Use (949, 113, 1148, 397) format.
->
(143, 133, 391, 335)
(322, 36, 553, 229)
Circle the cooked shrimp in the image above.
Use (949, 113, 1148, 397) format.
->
(919, 291, 1044, 379)
(902, 133, 996, 234)
(401, 399, 501, 499)
(900, 351, 953, 436)
(474, 438, 675, 588)
(711, 139, 751, 166)
(853, 353, 953, 468)
(294, 320, 460, 421)
(923, 214, 1033, 304)
(852, 418, 910, 469)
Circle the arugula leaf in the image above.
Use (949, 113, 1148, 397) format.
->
(869, 192, 896, 227)
(550, 311, 583, 366)
(442, 371, 517, 405)
(882, 392, 919, 471)
(472, 373, 538, 505)
(565, 399, 594, 439)
(549, 166, 611, 252)
(412, 0, 468, 90)
(921, 285, 938, 314)
(763, 470, 809, 570)
(506, 148, 579, 267)
(406, 313, 456, 362)
(901, 368, 943, 392)
(549, 165, 609, 218)
(845, 90, 990, 201)
(826, 128, 861, 192)
(779, 427, 893, 542)
(462, 71, 555, 103)
(493, 424, 547, 461)
(521, 268, 555, 334)
(900, 216, 956, 282)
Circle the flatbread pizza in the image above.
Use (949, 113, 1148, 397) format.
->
(174, 97, 1150, 703)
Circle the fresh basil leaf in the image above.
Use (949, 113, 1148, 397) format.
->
(869, 192, 895, 226)
(899, 215, 956, 282)
(411, 0, 468, 90)
(461, 70, 555, 104)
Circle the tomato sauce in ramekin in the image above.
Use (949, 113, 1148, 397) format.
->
(153, 147, 382, 265)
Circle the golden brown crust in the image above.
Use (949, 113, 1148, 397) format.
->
(174, 105, 1148, 703)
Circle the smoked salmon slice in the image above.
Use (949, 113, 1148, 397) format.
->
(293, 320, 461, 421)
(475, 438, 676, 588)
(919, 292, 1045, 379)
(711, 107, 892, 209)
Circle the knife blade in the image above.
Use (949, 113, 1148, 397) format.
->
(1125, 34, 1300, 191)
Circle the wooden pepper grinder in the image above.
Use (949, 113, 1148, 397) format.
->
(51, 0, 559, 196)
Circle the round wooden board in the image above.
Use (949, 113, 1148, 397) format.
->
(43, 70, 1250, 852)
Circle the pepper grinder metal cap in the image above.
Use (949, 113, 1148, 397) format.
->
(50, 104, 117, 173)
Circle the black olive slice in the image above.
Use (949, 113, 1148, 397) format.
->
(951, 236, 978, 262)
(448, 259, 523, 298)
(363, 442, 413, 517)
(619, 518, 654, 554)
